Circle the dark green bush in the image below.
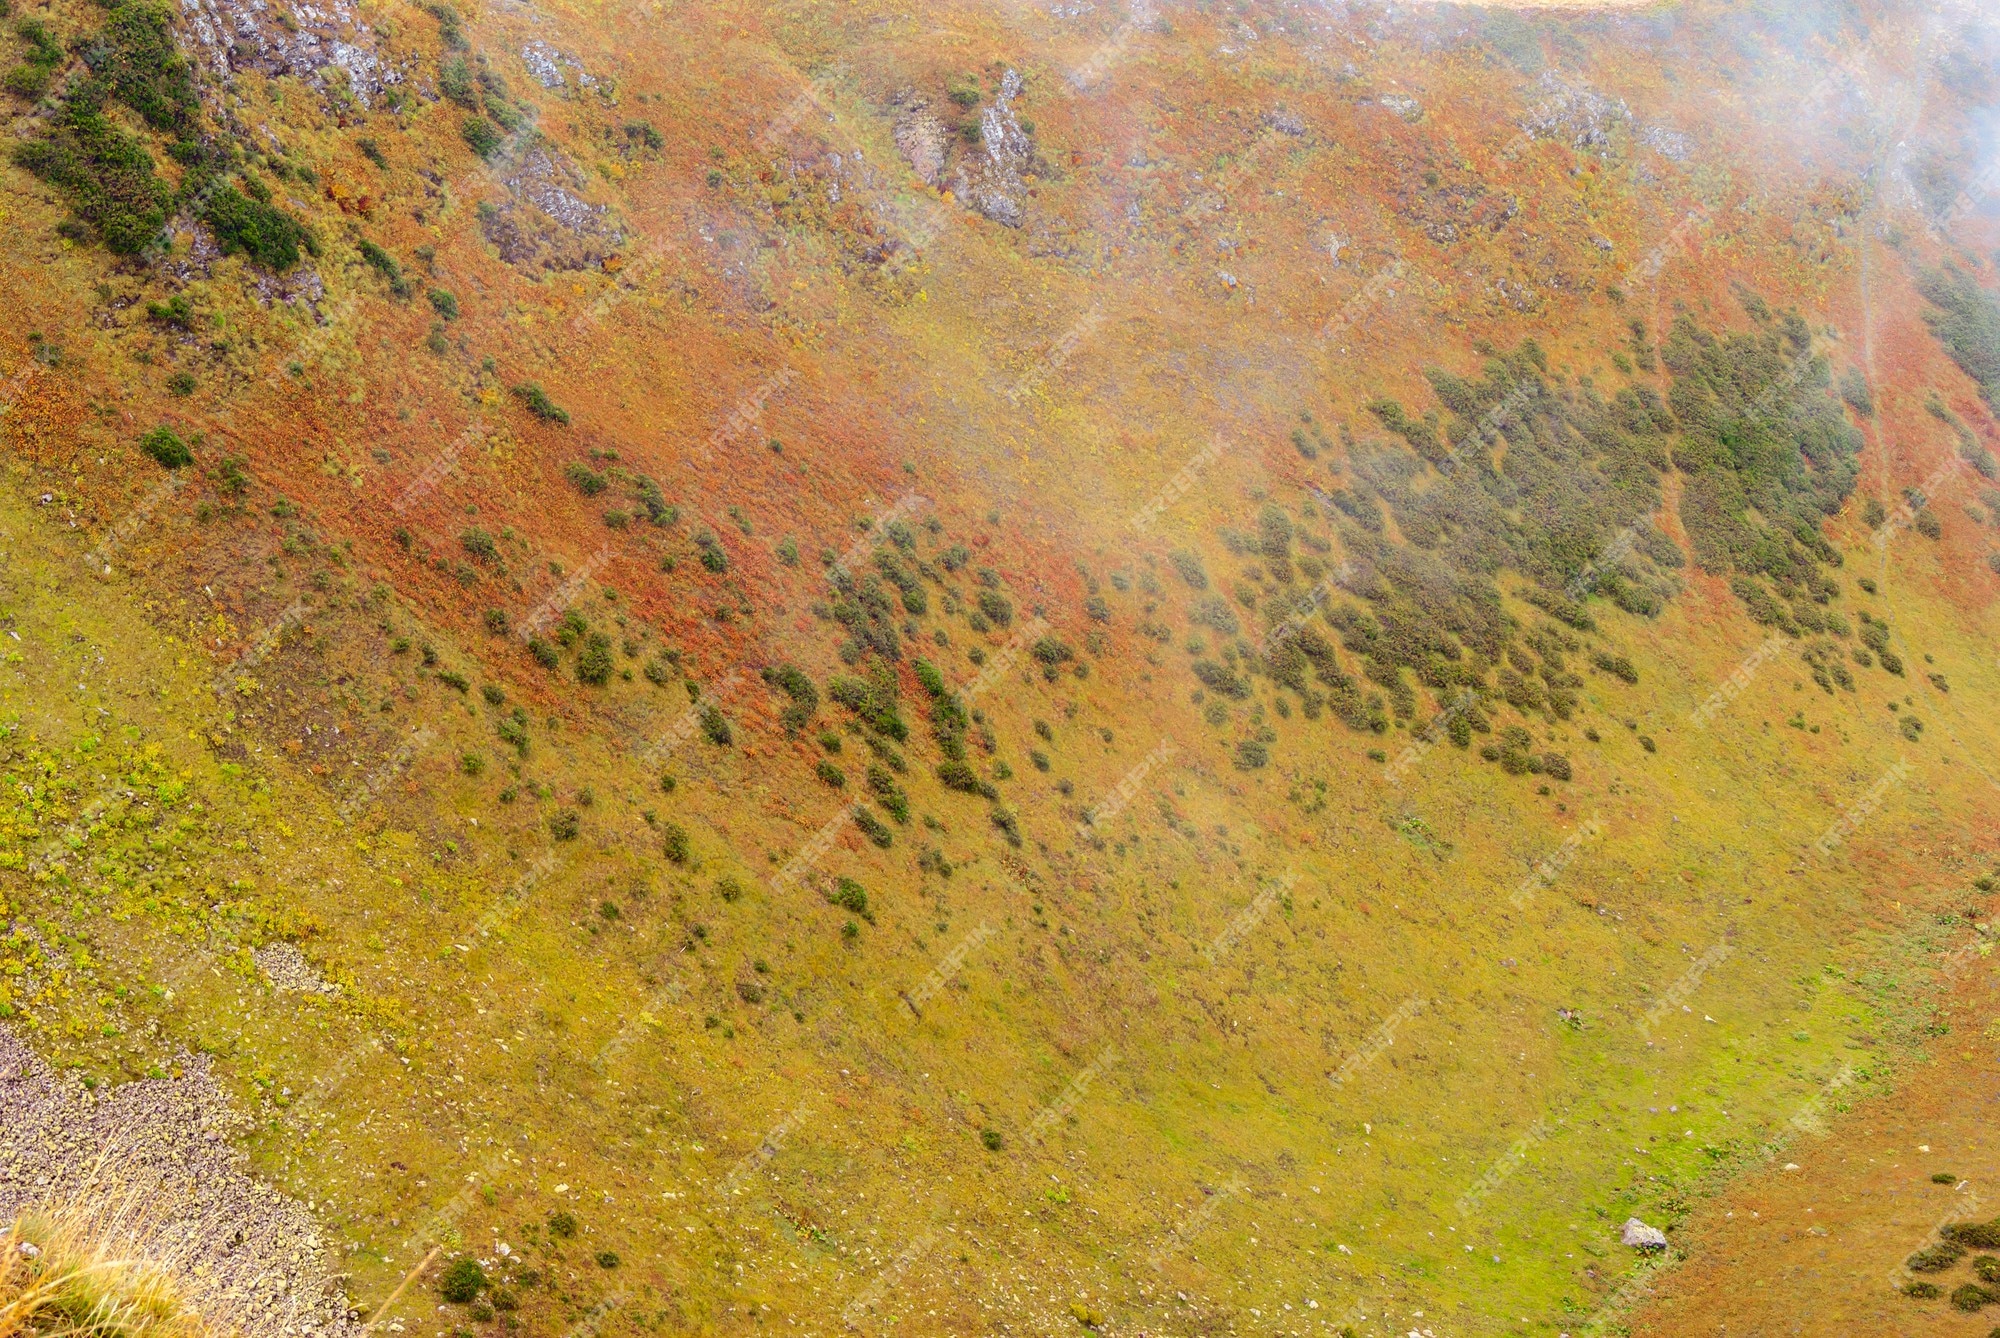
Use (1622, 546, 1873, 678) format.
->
(513, 383, 570, 424)
(146, 294, 193, 327)
(460, 528, 497, 561)
(815, 760, 845, 788)
(203, 185, 311, 269)
(1904, 1240, 1968, 1272)
(828, 876, 872, 922)
(549, 808, 581, 840)
(140, 425, 191, 468)
(661, 822, 689, 864)
(462, 116, 503, 158)
(548, 1210, 577, 1238)
(439, 1257, 487, 1303)
(564, 461, 607, 495)
(936, 759, 984, 793)
(853, 806, 893, 848)
(576, 633, 613, 686)
(14, 98, 170, 254)
(1593, 652, 1639, 684)
(528, 637, 559, 670)
(1950, 1283, 1994, 1313)
(1917, 265, 2000, 408)
(976, 589, 1014, 627)
(700, 704, 732, 746)
(1945, 1222, 2000, 1249)
(497, 711, 529, 754)
(695, 532, 728, 573)
(356, 239, 411, 296)
(762, 663, 819, 731)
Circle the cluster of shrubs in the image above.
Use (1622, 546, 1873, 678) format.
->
(1173, 305, 1869, 780)
(1903, 1217, 2000, 1310)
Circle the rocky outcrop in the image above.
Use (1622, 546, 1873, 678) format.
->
(953, 69, 1033, 228)
(175, 0, 404, 109)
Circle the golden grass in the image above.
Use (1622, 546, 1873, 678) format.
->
(0, 1177, 214, 1338)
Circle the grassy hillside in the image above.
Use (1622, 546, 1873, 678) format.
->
(2, 0, 1999, 1334)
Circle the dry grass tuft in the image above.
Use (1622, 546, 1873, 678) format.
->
(0, 1169, 218, 1338)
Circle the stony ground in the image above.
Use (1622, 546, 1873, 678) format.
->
(0, 1023, 360, 1338)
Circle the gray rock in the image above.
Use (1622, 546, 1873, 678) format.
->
(1621, 1217, 1668, 1251)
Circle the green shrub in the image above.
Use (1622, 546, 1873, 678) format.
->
(496, 711, 529, 754)
(936, 759, 984, 793)
(1903, 1281, 1941, 1300)
(527, 637, 559, 670)
(1593, 652, 1639, 684)
(514, 384, 569, 424)
(462, 116, 503, 158)
(1951, 1283, 1995, 1313)
(661, 821, 690, 864)
(140, 425, 191, 468)
(147, 294, 193, 327)
(548, 1210, 577, 1238)
(203, 185, 311, 269)
(1974, 1255, 2000, 1284)
(829, 876, 872, 922)
(428, 287, 460, 319)
(576, 633, 613, 686)
(695, 532, 728, 573)
(460, 752, 485, 776)
(1032, 636, 1074, 667)
(564, 461, 607, 495)
(460, 528, 497, 561)
(976, 589, 1014, 627)
(439, 1257, 487, 1303)
(764, 666, 819, 731)
(15, 100, 171, 254)
(1917, 264, 2000, 408)
(165, 371, 196, 397)
(549, 808, 581, 841)
(815, 760, 846, 788)
(853, 806, 893, 848)
(1909, 1241, 1965, 1273)
(1945, 1222, 2000, 1250)
(700, 704, 732, 746)
(981, 1128, 1004, 1151)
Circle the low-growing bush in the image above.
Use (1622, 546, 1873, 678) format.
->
(576, 633, 614, 686)
(661, 821, 689, 864)
(139, 424, 191, 468)
(1908, 1240, 1965, 1273)
(513, 383, 570, 424)
(440, 1257, 487, 1303)
(829, 876, 872, 921)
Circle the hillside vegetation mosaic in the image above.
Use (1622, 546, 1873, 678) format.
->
(1, 0, 1999, 1335)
